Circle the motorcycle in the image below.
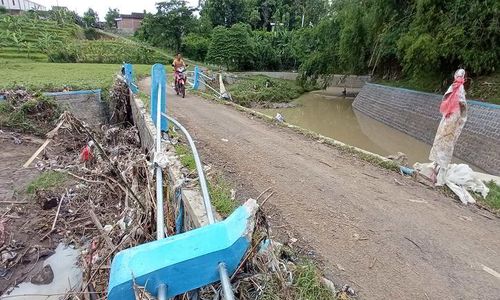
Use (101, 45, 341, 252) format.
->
(174, 66, 187, 98)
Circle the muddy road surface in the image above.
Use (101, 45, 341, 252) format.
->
(140, 78, 500, 299)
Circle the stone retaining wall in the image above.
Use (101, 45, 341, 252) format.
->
(353, 83, 500, 175)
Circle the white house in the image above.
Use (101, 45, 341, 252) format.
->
(0, 0, 46, 13)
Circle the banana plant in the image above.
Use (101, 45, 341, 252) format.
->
(6, 16, 21, 31)
(0, 31, 9, 47)
(11, 31, 27, 53)
(22, 41, 34, 59)
(36, 32, 56, 53)
(0, 15, 12, 26)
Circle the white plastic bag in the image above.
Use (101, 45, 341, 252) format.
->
(413, 162, 490, 204)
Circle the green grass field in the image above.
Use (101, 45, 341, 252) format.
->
(0, 60, 156, 91)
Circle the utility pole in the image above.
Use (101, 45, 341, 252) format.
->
(301, 5, 305, 28)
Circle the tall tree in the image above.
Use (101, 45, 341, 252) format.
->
(202, 0, 250, 27)
(206, 23, 254, 69)
(83, 8, 99, 28)
(105, 8, 120, 29)
(137, 0, 195, 51)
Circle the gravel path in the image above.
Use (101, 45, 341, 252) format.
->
(141, 78, 500, 299)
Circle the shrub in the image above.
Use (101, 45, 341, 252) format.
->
(181, 33, 210, 62)
(84, 28, 100, 40)
(206, 23, 254, 70)
(228, 75, 305, 106)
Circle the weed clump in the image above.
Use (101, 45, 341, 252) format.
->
(208, 176, 237, 217)
(27, 171, 67, 194)
(480, 181, 500, 211)
(293, 263, 336, 299)
(174, 143, 196, 172)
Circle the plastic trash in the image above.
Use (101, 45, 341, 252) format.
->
(400, 166, 415, 176)
(80, 141, 94, 162)
(413, 162, 489, 204)
(275, 113, 285, 123)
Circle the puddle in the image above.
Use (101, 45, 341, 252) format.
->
(3, 244, 82, 300)
(258, 92, 482, 170)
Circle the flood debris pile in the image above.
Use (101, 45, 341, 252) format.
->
(108, 77, 134, 125)
(0, 89, 60, 135)
(0, 84, 172, 298)
(3, 82, 339, 299)
(22, 112, 165, 297)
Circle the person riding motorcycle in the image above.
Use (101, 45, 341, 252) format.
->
(172, 53, 186, 92)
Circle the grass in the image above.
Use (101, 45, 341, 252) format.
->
(208, 176, 237, 217)
(480, 181, 500, 211)
(1, 15, 171, 65)
(98, 29, 205, 67)
(26, 171, 67, 194)
(172, 141, 237, 216)
(261, 260, 337, 300)
(171, 131, 237, 217)
(138, 91, 150, 111)
(375, 76, 442, 94)
(228, 75, 307, 107)
(0, 60, 151, 91)
(0, 16, 79, 61)
(293, 262, 336, 300)
(174, 143, 196, 172)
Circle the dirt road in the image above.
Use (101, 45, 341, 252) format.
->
(141, 78, 500, 299)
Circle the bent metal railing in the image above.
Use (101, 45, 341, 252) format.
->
(151, 64, 236, 300)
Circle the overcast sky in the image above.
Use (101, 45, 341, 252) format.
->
(37, 0, 200, 19)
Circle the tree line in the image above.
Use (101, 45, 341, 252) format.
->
(135, 0, 498, 88)
(4, 0, 496, 88)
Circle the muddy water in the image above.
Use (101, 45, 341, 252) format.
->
(4, 244, 82, 300)
(259, 92, 475, 168)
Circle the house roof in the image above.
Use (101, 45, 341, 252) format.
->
(118, 12, 144, 20)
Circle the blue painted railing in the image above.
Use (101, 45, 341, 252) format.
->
(108, 63, 241, 300)
(1, 89, 102, 102)
(123, 63, 139, 94)
(150, 64, 168, 131)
